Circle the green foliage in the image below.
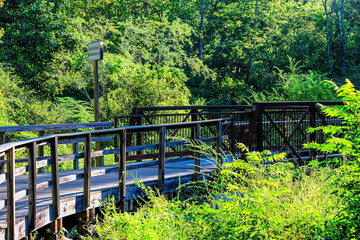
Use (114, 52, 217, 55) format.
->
(304, 79, 360, 239)
(274, 58, 337, 101)
(89, 150, 341, 239)
(100, 54, 190, 118)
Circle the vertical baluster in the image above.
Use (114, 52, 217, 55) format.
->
(84, 134, 91, 210)
(73, 129, 79, 170)
(136, 116, 142, 161)
(50, 137, 60, 220)
(0, 132, 6, 174)
(231, 113, 235, 155)
(38, 131, 45, 173)
(118, 130, 127, 212)
(28, 142, 37, 236)
(158, 127, 166, 192)
(192, 123, 201, 181)
(6, 147, 15, 240)
(216, 120, 223, 169)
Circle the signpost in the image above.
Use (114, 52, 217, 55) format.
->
(88, 41, 104, 122)
(88, 41, 104, 167)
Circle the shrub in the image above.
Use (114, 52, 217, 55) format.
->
(304, 79, 360, 239)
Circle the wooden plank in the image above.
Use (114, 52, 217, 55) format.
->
(192, 123, 201, 181)
(6, 147, 16, 240)
(0, 133, 5, 174)
(119, 130, 127, 212)
(158, 127, 166, 191)
(28, 142, 37, 234)
(50, 137, 60, 220)
(84, 134, 91, 210)
(216, 120, 223, 169)
(0, 122, 114, 133)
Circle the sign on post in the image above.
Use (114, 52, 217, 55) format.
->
(88, 41, 104, 123)
(88, 41, 104, 61)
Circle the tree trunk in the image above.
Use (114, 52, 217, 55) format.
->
(198, 0, 205, 60)
(339, 0, 346, 76)
(323, 0, 334, 77)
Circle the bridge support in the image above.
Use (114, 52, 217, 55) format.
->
(77, 209, 96, 236)
(44, 218, 63, 240)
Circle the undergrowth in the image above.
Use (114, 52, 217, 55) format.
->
(87, 151, 341, 240)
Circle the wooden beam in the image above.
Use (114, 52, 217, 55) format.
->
(158, 127, 166, 191)
(6, 147, 16, 240)
(84, 134, 92, 210)
(50, 137, 60, 220)
(118, 130, 127, 212)
(28, 142, 37, 235)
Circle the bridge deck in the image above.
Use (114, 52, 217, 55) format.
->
(0, 157, 223, 239)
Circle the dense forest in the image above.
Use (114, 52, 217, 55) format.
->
(0, 0, 359, 125)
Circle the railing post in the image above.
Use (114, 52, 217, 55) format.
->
(0, 132, 5, 174)
(191, 109, 198, 122)
(84, 134, 92, 210)
(231, 113, 236, 155)
(158, 127, 166, 192)
(6, 147, 15, 240)
(256, 105, 264, 152)
(118, 130, 127, 212)
(309, 104, 317, 142)
(136, 116, 143, 162)
(73, 129, 79, 169)
(216, 120, 223, 169)
(38, 131, 45, 173)
(192, 123, 201, 181)
(28, 142, 37, 237)
(49, 137, 62, 235)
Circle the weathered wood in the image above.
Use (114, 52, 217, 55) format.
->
(6, 147, 16, 240)
(118, 130, 127, 212)
(158, 127, 166, 191)
(38, 131, 45, 174)
(49, 137, 60, 220)
(216, 120, 223, 169)
(84, 134, 91, 210)
(28, 142, 37, 235)
(192, 123, 201, 181)
(72, 129, 79, 170)
(0, 133, 5, 174)
(0, 122, 114, 133)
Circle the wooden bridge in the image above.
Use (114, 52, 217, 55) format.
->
(0, 102, 343, 240)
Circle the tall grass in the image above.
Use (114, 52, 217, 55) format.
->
(87, 152, 342, 240)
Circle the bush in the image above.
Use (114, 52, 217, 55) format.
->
(305, 79, 360, 239)
(89, 150, 341, 239)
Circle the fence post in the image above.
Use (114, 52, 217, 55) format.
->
(309, 104, 317, 142)
(216, 120, 223, 169)
(118, 130, 127, 212)
(192, 123, 201, 181)
(28, 142, 37, 237)
(158, 127, 166, 192)
(6, 147, 15, 240)
(0, 132, 5, 174)
(84, 134, 92, 210)
(73, 129, 79, 169)
(136, 116, 143, 162)
(49, 137, 62, 236)
(231, 113, 235, 155)
(256, 105, 264, 152)
(38, 131, 45, 173)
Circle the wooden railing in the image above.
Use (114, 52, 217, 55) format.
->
(115, 102, 344, 162)
(0, 101, 345, 239)
(0, 122, 114, 173)
(0, 119, 224, 240)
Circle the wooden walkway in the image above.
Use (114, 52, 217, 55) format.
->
(0, 102, 344, 240)
(0, 155, 226, 240)
(0, 120, 225, 240)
